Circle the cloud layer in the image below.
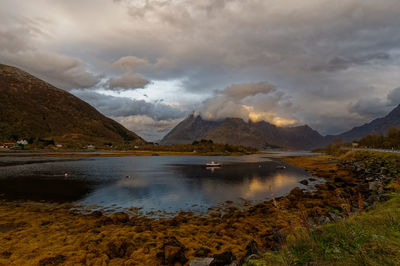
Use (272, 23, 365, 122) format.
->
(2, 0, 400, 138)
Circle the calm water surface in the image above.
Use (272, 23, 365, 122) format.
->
(0, 152, 320, 214)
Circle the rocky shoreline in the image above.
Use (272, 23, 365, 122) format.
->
(0, 151, 397, 265)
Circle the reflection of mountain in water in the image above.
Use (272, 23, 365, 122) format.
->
(0, 175, 94, 202)
(170, 161, 308, 201)
(0, 155, 315, 213)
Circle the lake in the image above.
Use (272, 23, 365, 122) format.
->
(0, 152, 320, 215)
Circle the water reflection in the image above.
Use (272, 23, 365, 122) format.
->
(0, 153, 319, 213)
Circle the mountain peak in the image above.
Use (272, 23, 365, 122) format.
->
(336, 104, 400, 142)
(161, 115, 327, 149)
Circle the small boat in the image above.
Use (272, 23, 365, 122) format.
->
(276, 165, 286, 169)
(206, 161, 221, 167)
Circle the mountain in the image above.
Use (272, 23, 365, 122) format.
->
(0, 64, 145, 147)
(333, 104, 400, 142)
(161, 114, 329, 150)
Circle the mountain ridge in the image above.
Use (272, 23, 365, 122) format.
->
(161, 114, 329, 149)
(162, 104, 400, 150)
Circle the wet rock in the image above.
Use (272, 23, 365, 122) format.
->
(369, 181, 379, 191)
(90, 211, 103, 218)
(0, 251, 12, 259)
(105, 239, 134, 259)
(157, 236, 188, 265)
(327, 212, 342, 222)
(272, 231, 287, 244)
(38, 254, 66, 266)
(300, 179, 309, 185)
(264, 230, 288, 251)
(110, 212, 129, 224)
(245, 240, 261, 257)
(210, 251, 237, 266)
(288, 187, 304, 199)
(308, 177, 317, 182)
(242, 254, 260, 264)
(189, 258, 214, 266)
(169, 216, 188, 226)
(194, 247, 211, 257)
(317, 216, 330, 224)
(95, 216, 113, 227)
(40, 221, 53, 226)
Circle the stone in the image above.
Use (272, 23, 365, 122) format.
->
(90, 211, 103, 218)
(210, 251, 237, 266)
(369, 181, 379, 191)
(272, 231, 287, 244)
(245, 240, 261, 257)
(189, 258, 214, 266)
(158, 236, 188, 265)
(95, 216, 113, 227)
(38, 255, 66, 266)
(334, 177, 344, 183)
(327, 212, 342, 222)
(242, 254, 260, 264)
(194, 247, 211, 257)
(300, 179, 309, 185)
(110, 212, 129, 224)
(105, 239, 134, 259)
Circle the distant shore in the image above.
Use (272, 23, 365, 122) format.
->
(0, 149, 263, 158)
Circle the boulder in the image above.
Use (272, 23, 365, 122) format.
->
(369, 181, 379, 191)
(110, 212, 129, 224)
(189, 258, 214, 266)
(300, 179, 309, 185)
(105, 239, 134, 259)
(210, 251, 237, 266)
(95, 216, 113, 227)
(245, 240, 261, 257)
(157, 236, 188, 265)
(89, 211, 103, 218)
(194, 247, 211, 257)
(38, 255, 66, 266)
(272, 231, 287, 244)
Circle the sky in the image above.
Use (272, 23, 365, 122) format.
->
(1, 0, 400, 141)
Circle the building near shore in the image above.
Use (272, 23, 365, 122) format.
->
(2, 143, 16, 149)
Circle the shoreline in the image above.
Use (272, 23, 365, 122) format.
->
(0, 151, 391, 265)
(0, 150, 265, 158)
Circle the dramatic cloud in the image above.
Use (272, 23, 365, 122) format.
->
(112, 56, 149, 71)
(72, 90, 185, 120)
(2, 0, 400, 136)
(108, 72, 150, 90)
(113, 115, 182, 141)
(71, 90, 186, 140)
(0, 12, 100, 89)
(349, 87, 400, 119)
(200, 82, 297, 126)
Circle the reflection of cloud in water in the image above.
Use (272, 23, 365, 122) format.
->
(2, 154, 314, 213)
(116, 177, 148, 188)
(201, 172, 300, 203)
(243, 174, 298, 199)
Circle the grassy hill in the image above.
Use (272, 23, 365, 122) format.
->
(0, 64, 145, 148)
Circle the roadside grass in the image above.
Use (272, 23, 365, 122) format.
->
(248, 193, 400, 265)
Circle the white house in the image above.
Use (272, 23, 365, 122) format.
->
(17, 139, 28, 145)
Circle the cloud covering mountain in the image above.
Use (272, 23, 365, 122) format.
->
(2, 0, 400, 140)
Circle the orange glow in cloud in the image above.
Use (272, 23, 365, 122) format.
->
(243, 105, 297, 127)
